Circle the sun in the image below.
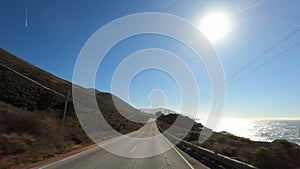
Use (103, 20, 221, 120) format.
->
(199, 12, 230, 42)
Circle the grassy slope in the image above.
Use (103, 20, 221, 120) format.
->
(0, 48, 143, 168)
(157, 113, 300, 169)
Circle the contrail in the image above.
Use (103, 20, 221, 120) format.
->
(25, 0, 28, 28)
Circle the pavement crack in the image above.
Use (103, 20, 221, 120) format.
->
(162, 157, 175, 169)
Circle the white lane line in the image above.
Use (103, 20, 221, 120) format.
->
(161, 133, 195, 169)
(36, 137, 118, 169)
(37, 146, 98, 169)
(35, 129, 143, 169)
(130, 145, 138, 153)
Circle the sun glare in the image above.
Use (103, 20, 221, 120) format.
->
(199, 12, 230, 42)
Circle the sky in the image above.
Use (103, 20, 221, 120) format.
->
(0, 0, 299, 119)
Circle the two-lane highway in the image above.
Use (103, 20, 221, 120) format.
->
(34, 120, 208, 169)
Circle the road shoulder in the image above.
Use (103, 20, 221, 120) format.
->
(12, 144, 97, 169)
(175, 147, 210, 169)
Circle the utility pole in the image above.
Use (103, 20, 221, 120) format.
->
(62, 91, 71, 129)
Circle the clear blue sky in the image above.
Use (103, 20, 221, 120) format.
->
(1, 0, 299, 119)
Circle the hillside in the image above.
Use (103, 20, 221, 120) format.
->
(0, 48, 146, 168)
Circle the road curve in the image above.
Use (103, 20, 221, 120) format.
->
(34, 120, 208, 169)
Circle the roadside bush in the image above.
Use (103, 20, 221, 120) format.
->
(251, 146, 277, 168)
(185, 131, 200, 141)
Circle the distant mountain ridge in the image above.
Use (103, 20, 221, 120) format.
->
(140, 108, 179, 115)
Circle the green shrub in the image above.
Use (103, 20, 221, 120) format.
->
(185, 131, 200, 141)
(251, 146, 273, 168)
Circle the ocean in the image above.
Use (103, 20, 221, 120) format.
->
(215, 119, 300, 145)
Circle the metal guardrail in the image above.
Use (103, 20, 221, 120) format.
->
(159, 127, 258, 169)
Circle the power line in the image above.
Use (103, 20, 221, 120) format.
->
(227, 41, 300, 88)
(200, 40, 300, 103)
(0, 57, 99, 110)
(227, 26, 300, 82)
(0, 62, 68, 100)
(198, 26, 300, 102)
(0, 60, 96, 118)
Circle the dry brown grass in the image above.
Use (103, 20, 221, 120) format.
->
(0, 102, 92, 168)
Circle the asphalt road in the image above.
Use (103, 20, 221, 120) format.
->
(34, 120, 208, 169)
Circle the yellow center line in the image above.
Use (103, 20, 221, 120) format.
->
(130, 145, 138, 153)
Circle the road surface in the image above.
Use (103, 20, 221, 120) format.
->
(34, 120, 208, 169)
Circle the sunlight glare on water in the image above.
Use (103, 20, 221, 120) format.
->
(215, 118, 300, 144)
(216, 118, 265, 141)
